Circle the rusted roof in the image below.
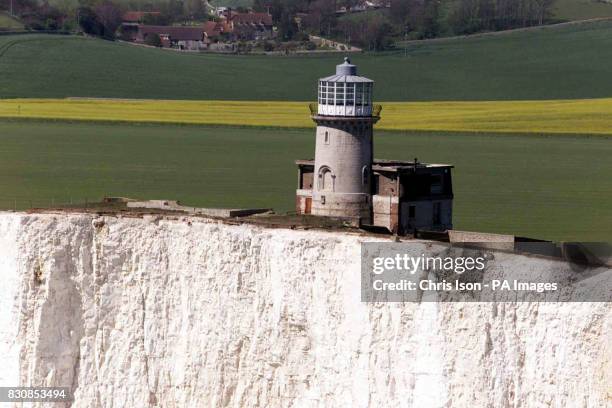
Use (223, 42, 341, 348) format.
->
(203, 20, 226, 37)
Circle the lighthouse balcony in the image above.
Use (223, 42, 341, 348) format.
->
(309, 103, 382, 118)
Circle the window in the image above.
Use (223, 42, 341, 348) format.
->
(319, 81, 331, 105)
(433, 202, 441, 225)
(355, 83, 363, 106)
(362, 165, 369, 185)
(346, 83, 355, 106)
(318, 166, 334, 191)
(318, 82, 323, 104)
(324, 131, 330, 144)
(363, 84, 371, 106)
(408, 205, 416, 219)
(431, 175, 442, 194)
(335, 82, 345, 106)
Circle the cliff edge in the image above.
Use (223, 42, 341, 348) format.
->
(0, 212, 609, 407)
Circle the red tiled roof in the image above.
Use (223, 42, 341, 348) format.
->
(203, 20, 225, 37)
(231, 12, 272, 26)
(138, 25, 205, 41)
(123, 11, 160, 23)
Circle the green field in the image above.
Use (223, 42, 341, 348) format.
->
(3, 98, 612, 135)
(2, 20, 612, 101)
(554, 0, 612, 21)
(1, 120, 610, 241)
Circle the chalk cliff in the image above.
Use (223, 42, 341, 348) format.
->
(0, 212, 609, 407)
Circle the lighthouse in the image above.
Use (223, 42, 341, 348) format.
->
(296, 59, 454, 234)
(309, 57, 379, 223)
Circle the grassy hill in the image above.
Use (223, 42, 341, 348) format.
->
(554, 0, 612, 21)
(0, 12, 24, 30)
(1, 20, 612, 101)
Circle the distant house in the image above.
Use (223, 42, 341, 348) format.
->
(121, 11, 161, 41)
(203, 20, 230, 42)
(336, 0, 389, 14)
(137, 25, 207, 50)
(204, 11, 274, 42)
(214, 6, 228, 17)
(230, 12, 274, 41)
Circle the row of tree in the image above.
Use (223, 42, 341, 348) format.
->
(251, 0, 558, 50)
(2, 0, 558, 48)
(1, 0, 214, 38)
(0, 0, 69, 31)
(449, 0, 557, 34)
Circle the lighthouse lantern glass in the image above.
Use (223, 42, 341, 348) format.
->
(316, 59, 374, 117)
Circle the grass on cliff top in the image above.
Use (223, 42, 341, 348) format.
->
(2, 98, 612, 135)
(0, 13, 24, 30)
(0, 120, 610, 241)
(2, 20, 612, 101)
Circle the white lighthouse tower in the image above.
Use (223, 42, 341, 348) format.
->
(296, 59, 453, 234)
(310, 57, 380, 223)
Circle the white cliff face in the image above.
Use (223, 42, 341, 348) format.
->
(0, 212, 609, 408)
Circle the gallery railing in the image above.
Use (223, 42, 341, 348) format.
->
(308, 103, 382, 117)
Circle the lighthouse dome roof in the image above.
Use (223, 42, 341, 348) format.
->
(320, 57, 374, 83)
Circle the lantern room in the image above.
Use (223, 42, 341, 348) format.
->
(317, 57, 374, 117)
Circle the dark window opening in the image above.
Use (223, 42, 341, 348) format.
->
(431, 175, 442, 194)
(433, 202, 441, 225)
(401, 173, 447, 200)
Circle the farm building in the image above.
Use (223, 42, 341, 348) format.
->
(295, 58, 454, 235)
(203, 20, 230, 40)
(214, 10, 275, 41)
(120, 12, 161, 41)
(136, 25, 207, 50)
(230, 12, 274, 40)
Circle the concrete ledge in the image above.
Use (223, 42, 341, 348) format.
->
(126, 200, 272, 218)
(449, 230, 515, 251)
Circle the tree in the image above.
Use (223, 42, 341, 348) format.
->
(145, 32, 162, 47)
(269, 0, 302, 40)
(304, 0, 336, 36)
(159, 0, 185, 24)
(94, 1, 122, 39)
(77, 6, 104, 36)
(143, 12, 170, 25)
(337, 13, 394, 51)
(389, 0, 411, 25)
(533, 0, 556, 25)
(421, 0, 440, 38)
(184, 0, 207, 20)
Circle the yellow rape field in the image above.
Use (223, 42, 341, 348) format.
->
(1, 98, 612, 135)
